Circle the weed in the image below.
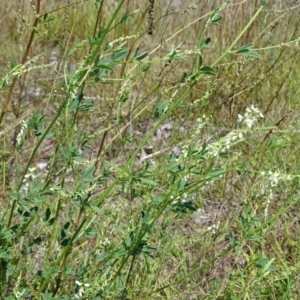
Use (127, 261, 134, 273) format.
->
(1, 0, 300, 299)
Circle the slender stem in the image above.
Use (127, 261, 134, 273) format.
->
(211, 1, 267, 68)
(7, 98, 68, 228)
(0, 0, 41, 126)
(110, 0, 269, 288)
(36, 1, 126, 295)
(37, 217, 87, 296)
(124, 255, 136, 292)
(92, 0, 104, 38)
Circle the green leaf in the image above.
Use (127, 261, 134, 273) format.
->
(235, 43, 261, 59)
(95, 58, 113, 67)
(171, 201, 197, 213)
(116, 283, 126, 291)
(124, 236, 131, 248)
(90, 61, 114, 80)
(78, 100, 95, 112)
(68, 98, 79, 112)
(90, 205, 101, 213)
(113, 249, 128, 258)
(135, 52, 148, 61)
(120, 90, 129, 103)
(177, 178, 187, 191)
(134, 47, 140, 58)
(28, 110, 44, 136)
(0, 226, 13, 241)
(206, 168, 225, 180)
(59, 222, 71, 246)
(113, 49, 128, 61)
(168, 54, 185, 61)
(199, 66, 215, 75)
(236, 43, 254, 52)
(94, 64, 114, 72)
(119, 10, 138, 23)
(154, 98, 168, 118)
(0, 250, 11, 259)
(18, 206, 38, 218)
(200, 37, 211, 48)
(249, 235, 261, 243)
(84, 228, 98, 238)
(94, 53, 100, 66)
(210, 14, 222, 25)
(240, 51, 261, 59)
(180, 72, 188, 83)
(153, 196, 164, 204)
(132, 239, 156, 257)
(168, 154, 185, 173)
(32, 179, 43, 195)
(42, 266, 60, 278)
(41, 292, 56, 300)
(44, 208, 51, 222)
(255, 257, 276, 271)
(83, 166, 95, 183)
(97, 252, 110, 262)
(139, 177, 157, 186)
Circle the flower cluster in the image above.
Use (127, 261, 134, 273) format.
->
(74, 280, 90, 299)
(16, 120, 28, 149)
(108, 33, 139, 48)
(182, 115, 209, 158)
(237, 105, 264, 128)
(260, 170, 291, 192)
(207, 221, 220, 234)
(260, 170, 292, 219)
(207, 130, 244, 157)
(20, 167, 37, 195)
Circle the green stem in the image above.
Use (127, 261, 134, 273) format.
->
(37, 218, 87, 296)
(124, 255, 136, 292)
(7, 99, 68, 228)
(211, 1, 267, 68)
(110, 0, 269, 289)
(35, 2, 126, 295)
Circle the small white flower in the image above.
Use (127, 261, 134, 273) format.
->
(37, 162, 48, 170)
(207, 221, 220, 234)
(237, 114, 243, 123)
(75, 281, 82, 286)
(74, 280, 90, 299)
(237, 105, 264, 128)
(269, 171, 280, 187)
(245, 117, 255, 128)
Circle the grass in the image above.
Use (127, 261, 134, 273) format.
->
(1, 0, 300, 299)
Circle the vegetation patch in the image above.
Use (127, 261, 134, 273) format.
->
(0, 0, 300, 299)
